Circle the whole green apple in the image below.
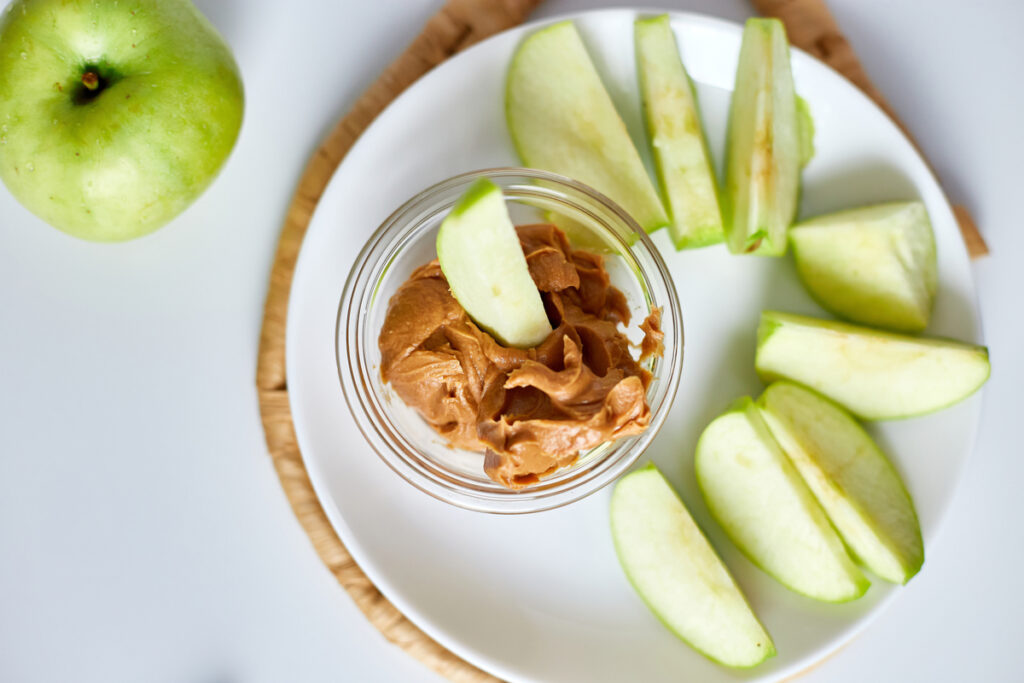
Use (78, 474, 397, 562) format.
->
(0, 0, 244, 241)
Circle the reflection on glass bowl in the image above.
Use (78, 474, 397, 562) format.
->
(337, 168, 682, 514)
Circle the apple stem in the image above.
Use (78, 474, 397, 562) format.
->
(82, 71, 100, 91)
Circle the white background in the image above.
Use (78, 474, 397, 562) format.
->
(0, 1, 1020, 681)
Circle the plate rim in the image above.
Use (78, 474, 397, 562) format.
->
(284, 7, 986, 682)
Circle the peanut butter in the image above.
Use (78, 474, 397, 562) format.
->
(378, 224, 663, 488)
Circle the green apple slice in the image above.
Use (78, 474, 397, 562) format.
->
(722, 18, 802, 256)
(436, 178, 552, 348)
(796, 96, 815, 167)
(506, 21, 668, 232)
(790, 201, 937, 332)
(758, 382, 924, 584)
(635, 15, 723, 249)
(611, 463, 775, 668)
(696, 398, 869, 602)
(755, 311, 990, 419)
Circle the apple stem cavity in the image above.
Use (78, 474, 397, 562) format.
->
(81, 71, 100, 91)
(74, 66, 114, 105)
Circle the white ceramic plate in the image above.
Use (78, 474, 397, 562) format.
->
(286, 10, 983, 682)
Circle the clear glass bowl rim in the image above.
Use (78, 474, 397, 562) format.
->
(336, 167, 683, 514)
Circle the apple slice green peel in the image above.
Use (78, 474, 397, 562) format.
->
(635, 15, 724, 249)
(790, 201, 938, 332)
(722, 18, 803, 256)
(610, 463, 775, 668)
(759, 382, 924, 584)
(696, 397, 869, 603)
(436, 178, 552, 348)
(756, 311, 990, 419)
(506, 21, 668, 233)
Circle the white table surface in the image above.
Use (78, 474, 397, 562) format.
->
(1, 1, 1020, 681)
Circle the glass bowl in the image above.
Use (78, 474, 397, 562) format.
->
(337, 168, 682, 513)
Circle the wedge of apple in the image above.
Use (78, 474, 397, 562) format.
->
(611, 463, 775, 668)
(759, 382, 924, 584)
(696, 398, 869, 602)
(722, 19, 802, 256)
(635, 15, 723, 249)
(797, 96, 815, 167)
(436, 178, 552, 348)
(790, 202, 937, 332)
(755, 311, 990, 419)
(506, 21, 668, 233)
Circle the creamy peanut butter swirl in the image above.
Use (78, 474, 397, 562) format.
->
(379, 223, 663, 488)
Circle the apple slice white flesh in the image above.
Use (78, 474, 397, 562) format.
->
(696, 398, 869, 602)
(755, 311, 991, 420)
(635, 15, 723, 249)
(611, 463, 775, 668)
(790, 201, 937, 332)
(436, 178, 552, 348)
(759, 382, 924, 584)
(506, 21, 669, 233)
(722, 18, 802, 256)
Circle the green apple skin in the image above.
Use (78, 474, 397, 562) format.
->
(436, 178, 552, 348)
(696, 397, 869, 603)
(796, 96, 815, 167)
(0, 0, 244, 241)
(635, 15, 723, 249)
(790, 202, 937, 332)
(756, 311, 991, 420)
(506, 21, 668, 233)
(610, 463, 775, 669)
(758, 382, 924, 584)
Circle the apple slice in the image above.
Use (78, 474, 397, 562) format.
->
(722, 19, 802, 256)
(696, 398, 869, 602)
(797, 96, 815, 167)
(611, 463, 775, 668)
(635, 15, 723, 249)
(790, 202, 937, 332)
(755, 311, 990, 419)
(436, 178, 552, 348)
(759, 382, 924, 584)
(506, 21, 669, 233)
